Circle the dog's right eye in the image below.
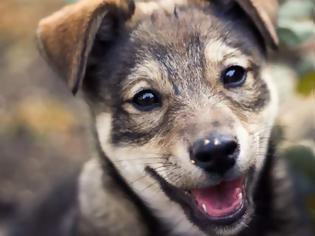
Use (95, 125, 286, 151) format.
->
(132, 89, 161, 111)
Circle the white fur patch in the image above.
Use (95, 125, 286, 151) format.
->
(95, 112, 205, 235)
(204, 40, 249, 68)
(79, 158, 148, 236)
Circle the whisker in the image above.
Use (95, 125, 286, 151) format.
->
(153, 164, 176, 172)
(154, 164, 180, 174)
(128, 174, 148, 185)
(168, 172, 182, 185)
(139, 181, 159, 192)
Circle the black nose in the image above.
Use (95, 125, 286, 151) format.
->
(190, 134, 239, 175)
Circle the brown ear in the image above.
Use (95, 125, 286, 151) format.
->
(235, 0, 279, 49)
(37, 0, 135, 95)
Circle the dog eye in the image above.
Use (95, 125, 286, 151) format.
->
(132, 90, 161, 111)
(221, 66, 247, 88)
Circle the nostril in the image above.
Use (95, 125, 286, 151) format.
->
(222, 139, 238, 156)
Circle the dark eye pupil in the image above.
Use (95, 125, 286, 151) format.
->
(222, 66, 247, 88)
(132, 90, 161, 111)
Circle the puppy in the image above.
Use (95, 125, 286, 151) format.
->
(9, 0, 314, 235)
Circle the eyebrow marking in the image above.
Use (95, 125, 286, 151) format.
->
(204, 40, 239, 64)
(123, 58, 181, 97)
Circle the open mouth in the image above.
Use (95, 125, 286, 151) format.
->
(146, 167, 248, 229)
(191, 177, 245, 220)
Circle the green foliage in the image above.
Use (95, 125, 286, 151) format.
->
(278, 0, 315, 47)
(278, 0, 315, 97)
(283, 145, 315, 182)
(297, 71, 315, 95)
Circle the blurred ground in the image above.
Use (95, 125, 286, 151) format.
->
(0, 0, 314, 233)
(0, 0, 91, 210)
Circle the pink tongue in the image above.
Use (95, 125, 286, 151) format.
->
(192, 178, 244, 217)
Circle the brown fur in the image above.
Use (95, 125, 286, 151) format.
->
(37, 0, 135, 94)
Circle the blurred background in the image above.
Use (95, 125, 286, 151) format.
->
(0, 0, 314, 234)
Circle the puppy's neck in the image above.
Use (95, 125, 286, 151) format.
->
(78, 158, 149, 236)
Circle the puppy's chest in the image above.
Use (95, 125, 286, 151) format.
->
(77, 159, 150, 236)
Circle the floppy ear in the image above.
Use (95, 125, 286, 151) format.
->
(234, 0, 279, 49)
(37, 0, 135, 95)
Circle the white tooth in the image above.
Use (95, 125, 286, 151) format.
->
(238, 192, 243, 199)
(202, 204, 207, 213)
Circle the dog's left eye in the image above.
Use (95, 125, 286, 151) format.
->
(132, 89, 161, 111)
(221, 66, 247, 88)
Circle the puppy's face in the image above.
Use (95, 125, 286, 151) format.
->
(88, 5, 278, 236)
(38, 0, 279, 235)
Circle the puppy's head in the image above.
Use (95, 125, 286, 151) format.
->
(37, 0, 279, 235)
